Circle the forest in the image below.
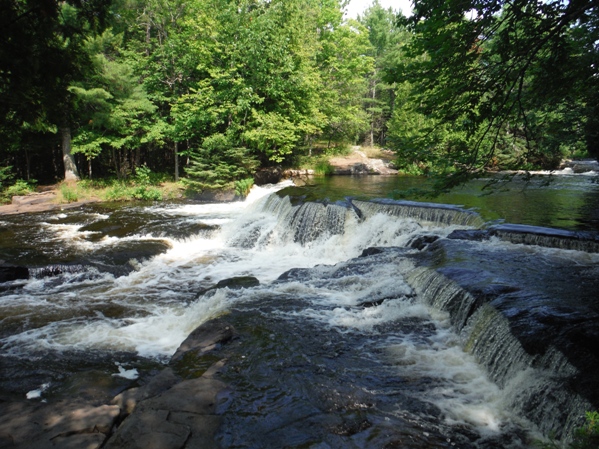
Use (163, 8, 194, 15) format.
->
(1, 0, 598, 198)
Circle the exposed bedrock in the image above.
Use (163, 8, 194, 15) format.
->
(0, 320, 234, 449)
(104, 320, 235, 449)
(448, 224, 599, 253)
(0, 399, 120, 449)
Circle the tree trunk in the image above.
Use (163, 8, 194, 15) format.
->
(61, 126, 80, 182)
(369, 74, 376, 147)
(111, 148, 120, 180)
(24, 148, 31, 181)
(174, 141, 179, 181)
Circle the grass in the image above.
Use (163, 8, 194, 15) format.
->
(360, 145, 386, 159)
(52, 176, 186, 204)
(0, 179, 37, 203)
(313, 159, 334, 175)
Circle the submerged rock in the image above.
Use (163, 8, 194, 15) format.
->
(0, 265, 28, 283)
(407, 234, 440, 250)
(197, 276, 260, 296)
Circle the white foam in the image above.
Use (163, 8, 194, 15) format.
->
(26, 383, 49, 399)
(1, 288, 234, 359)
(112, 363, 139, 379)
(386, 328, 510, 434)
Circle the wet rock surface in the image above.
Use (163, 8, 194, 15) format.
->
(0, 320, 233, 449)
(408, 238, 599, 437)
(195, 276, 260, 297)
(0, 265, 28, 283)
(103, 320, 233, 449)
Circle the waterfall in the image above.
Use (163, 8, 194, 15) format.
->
(233, 195, 485, 251)
(351, 198, 486, 228)
(489, 224, 599, 253)
(405, 265, 595, 439)
(28, 264, 91, 279)
(227, 194, 359, 248)
(285, 202, 355, 245)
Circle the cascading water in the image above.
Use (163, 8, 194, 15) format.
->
(1, 179, 598, 448)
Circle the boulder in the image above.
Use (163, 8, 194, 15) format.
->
(105, 320, 235, 449)
(197, 276, 259, 296)
(254, 167, 283, 185)
(171, 320, 235, 363)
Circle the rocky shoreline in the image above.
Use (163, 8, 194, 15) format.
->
(0, 148, 398, 217)
(0, 318, 233, 449)
(0, 190, 101, 216)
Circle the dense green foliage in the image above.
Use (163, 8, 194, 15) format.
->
(388, 0, 599, 188)
(1, 0, 375, 192)
(2, 0, 598, 196)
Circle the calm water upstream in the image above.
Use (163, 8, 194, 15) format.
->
(0, 171, 598, 448)
(293, 170, 599, 231)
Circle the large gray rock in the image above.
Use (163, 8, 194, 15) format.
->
(104, 320, 235, 449)
(0, 400, 119, 449)
(171, 320, 235, 362)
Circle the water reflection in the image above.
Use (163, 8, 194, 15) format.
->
(294, 174, 599, 231)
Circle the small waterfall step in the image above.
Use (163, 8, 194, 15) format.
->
(351, 198, 486, 228)
(449, 224, 599, 253)
(403, 237, 599, 440)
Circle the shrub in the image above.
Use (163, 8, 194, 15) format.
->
(133, 185, 163, 201)
(59, 183, 79, 203)
(1, 179, 36, 203)
(0, 166, 12, 187)
(234, 178, 254, 197)
(104, 182, 134, 201)
(314, 159, 334, 176)
(134, 164, 153, 187)
(571, 411, 599, 449)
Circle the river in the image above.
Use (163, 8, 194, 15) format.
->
(1, 169, 598, 448)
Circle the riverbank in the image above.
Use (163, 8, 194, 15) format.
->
(1, 152, 595, 218)
(0, 147, 399, 217)
(0, 190, 102, 216)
